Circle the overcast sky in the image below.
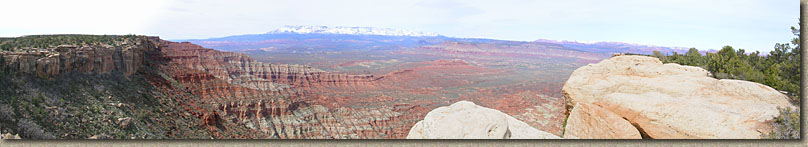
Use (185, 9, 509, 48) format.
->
(0, 0, 798, 52)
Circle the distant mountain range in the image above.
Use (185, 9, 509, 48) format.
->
(269, 25, 440, 37)
(533, 39, 692, 55)
(175, 26, 692, 55)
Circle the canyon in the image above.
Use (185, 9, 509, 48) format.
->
(0, 33, 797, 139)
(0, 34, 595, 139)
(407, 55, 797, 139)
(151, 38, 589, 138)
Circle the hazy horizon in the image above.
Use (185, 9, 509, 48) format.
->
(0, 0, 798, 52)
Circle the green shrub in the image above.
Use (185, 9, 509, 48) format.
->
(0, 104, 14, 122)
(764, 107, 800, 139)
(17, 119, 56, 139)
(0, 34, 142, 51)
(652, 25, 801, 103)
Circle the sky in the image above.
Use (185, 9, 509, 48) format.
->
(0, 0, 798, 52)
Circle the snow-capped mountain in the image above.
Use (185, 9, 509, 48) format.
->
(267, 26, 440, 37)
(180, 26, 689, 55)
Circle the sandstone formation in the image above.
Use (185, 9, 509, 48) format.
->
(158, 41, 427, 139)
(158, 41, 566, 139)
(563, 103, 641, 139)
(161, 42, 380, 92)
(0, 38, 426, 139)
(0, 36, 570, 139)
(0, 38, 159, 78)
(562, 55, 796, 139)
(406, 101, 560, 139)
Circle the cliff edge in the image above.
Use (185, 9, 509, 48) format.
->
(562, 55, 796, 139)
(0, 36, 159, 78)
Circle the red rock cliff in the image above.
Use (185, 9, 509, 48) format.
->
(158, 41, 424, 139)
(0, 38, 159, 78)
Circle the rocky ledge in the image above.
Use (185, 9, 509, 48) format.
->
(406, 101, 560, 139)
(562, 55, 796, 139)
(0, 37, 159, 78)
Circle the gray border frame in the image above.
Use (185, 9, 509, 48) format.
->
(1, 1, 807, 146)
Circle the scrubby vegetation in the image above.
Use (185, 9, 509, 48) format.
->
(647, 26, 801, 103)
(0, 34, 139, 51)
(0, 36, 265, 139)
(643, 25, 801, 139)
(0, 65, 218, 139)
(765, 107, 800, 139)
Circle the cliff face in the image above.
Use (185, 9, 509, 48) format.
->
(563, 103, 641, 139)
(561, 55, 796, 139)
(157, 41, 425, 139)
(161, 41, 379, 91)
(0, 36, 248, 139)
(0, 36, 567, 139)
(0, 37, 423, 139)
(0, 39, 159, 78)
(172, 38, 582, 138)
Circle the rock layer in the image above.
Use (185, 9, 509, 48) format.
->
(562, 55, 796, 139)
(161, 41, 379, 92)
(158, 41, 425, 139)
(406, 101, 560, 139)
(563, 103, 641, 139)
(1, 37, 569, 139)
(0, 39, 158, 78)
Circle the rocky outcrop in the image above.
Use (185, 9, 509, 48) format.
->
(0, 38, 159, 78)
(153, 40, 573, 139)
(159, 42, 569, 139)
(563, 103, 641, 139)
(161, 41, 379, 92)
(0, 37, 571, 139)
(158, 41, 425, 139)
(562, 55, 796, 139)
(406, 101, 560, 139)
(0, 38, 430, 139)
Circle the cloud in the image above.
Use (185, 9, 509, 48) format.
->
(0, 0, 171, 36)
(415, 0, 484, 19)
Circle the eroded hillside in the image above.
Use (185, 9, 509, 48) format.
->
(0, 35, 580, 139)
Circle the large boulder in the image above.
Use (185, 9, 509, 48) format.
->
(406, 101, 560, 139)
(562, 55, 795, 139)
(563, 103, 641, 139)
